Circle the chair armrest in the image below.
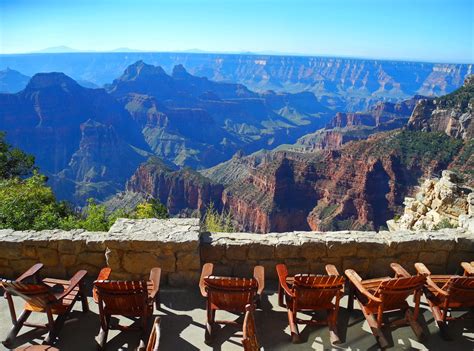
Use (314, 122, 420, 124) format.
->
(414, 262, 431, 276)
(461, 262, 474, 276)
(199, 263, 213, 297)
(276, 264, 293, 297)
(16, 263, 44, 283)
(426, 276, 449, 297)
(325, 264, 340, 276)
(149, 267, 161, 299)
(391, 263, 411, 278)
(345, 269, 382, 304)
(97, 267, 112, 281)
(253, 265, 265, 295)
(55, 270, 88, 301)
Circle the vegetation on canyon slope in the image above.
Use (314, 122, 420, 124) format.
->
(0, 133, 168, 231)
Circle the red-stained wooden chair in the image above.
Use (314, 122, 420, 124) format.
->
(93, 267, 161, 350)
(276, 263, 344, 344)
(242, 304, 260, 351)
(146, 317, 161, 351)
(0, 263, 88, 348)
(199, 263, 264, 344)
(345, 263, 425, 349)
(461, 261, 474, 276)
(415, 262, 474, 337)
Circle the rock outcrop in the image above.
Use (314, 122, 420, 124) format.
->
(387, 171, 472, 231)
(408, 75, 473, 140)
(125, 157, 223, 216)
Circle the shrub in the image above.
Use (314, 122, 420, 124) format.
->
(202, 203, 234, 232)
(134, 199, 169, 219)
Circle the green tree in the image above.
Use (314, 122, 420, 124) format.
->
(0, 132, 35, 179)
(0, 172, 70, 230)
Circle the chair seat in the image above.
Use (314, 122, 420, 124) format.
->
(24, 278, 80, 314)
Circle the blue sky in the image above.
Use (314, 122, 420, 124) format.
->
(1, 0, 472, 63)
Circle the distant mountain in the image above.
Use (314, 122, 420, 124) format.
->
(107, 60, 331, 168)
(33, 46, 79, 53)
(0, 72, 148, 204)
(0, 68, 30, 93)
(0, 52, 470, 111)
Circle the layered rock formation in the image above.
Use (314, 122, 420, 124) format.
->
(387, 171, 472, 231)
(293, 97, 421, 151)
(125, 157, 223, 216)
(201, 127, 467, 233)
(408, 75, 473, 140)
(2, 52, 471, 111)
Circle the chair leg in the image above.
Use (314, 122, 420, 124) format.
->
(430, 305, 452, 340)
(205, 307, 214, 344)
(347, 283, 355, 312)
(79, 282, 89, 313)
(138, 315, 148, 351)
(43, 312, 67, 345)
(361, 307, 389, 349)
(97, 315, 111, 350)
(288, 309, 300, 343)
(406, 309, 424, 340)
(3, 310, 31, 348)
(328, 309, 341, 345)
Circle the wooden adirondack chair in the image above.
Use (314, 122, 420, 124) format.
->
(93, 267, 161, 350)
(345, 263, 425, 349)
(415, 262, 474, 337)
(146, 317, 161, 351)
(199, 263, 264, 344)
(276, 263, 344, 344)
(242, 304, 260, 351)
(461, 261, 474, 276)
(0, 263, 88, 348)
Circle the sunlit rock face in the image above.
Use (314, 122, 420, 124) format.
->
(387, 171, 472, 231)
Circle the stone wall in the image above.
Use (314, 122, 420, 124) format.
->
(0, 218, 472, 287)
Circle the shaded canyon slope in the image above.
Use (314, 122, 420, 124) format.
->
(106, 60, 332, 168)
(0, 72, 149, 204)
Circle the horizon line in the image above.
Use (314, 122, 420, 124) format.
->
(0, 49, 472, 66)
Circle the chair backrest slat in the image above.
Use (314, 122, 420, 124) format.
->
(94, 280, 150, 316)
(375, 275, 425, 309)
(204, 276, 257, 312)
(293, 274, 344, 308)
(446, 277, 474, 306)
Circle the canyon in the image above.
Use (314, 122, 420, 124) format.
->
(0, 54, 472, 232)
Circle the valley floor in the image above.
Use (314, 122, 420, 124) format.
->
(0, 281, 472, 350)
